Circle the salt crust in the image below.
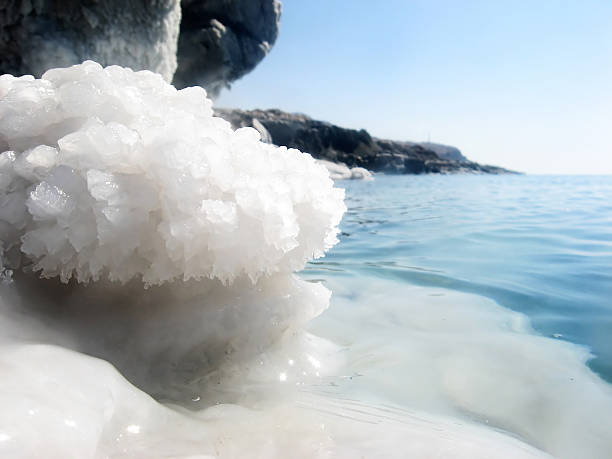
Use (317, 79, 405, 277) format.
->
(0, 63, 563, 459)
(0, 61, 346, 285)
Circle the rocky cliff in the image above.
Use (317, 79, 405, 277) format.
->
(0, 0, 181, 82)
(174, 0, 282, 96)
(0, 0, 281, 96)
(413, 142, 467, 162)
(216, 108, 516, 174)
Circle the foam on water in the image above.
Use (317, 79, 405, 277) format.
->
(0, 62, 608, 458)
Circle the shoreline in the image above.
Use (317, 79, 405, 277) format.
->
(215, 107, 519, 176)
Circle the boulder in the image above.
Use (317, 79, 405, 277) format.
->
(173, 0, 282, 96)
(0, 0, 282, 96)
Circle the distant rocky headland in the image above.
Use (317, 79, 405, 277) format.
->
(216, 108, 517, 175)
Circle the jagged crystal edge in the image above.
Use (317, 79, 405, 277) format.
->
(0, 61, 346, 286)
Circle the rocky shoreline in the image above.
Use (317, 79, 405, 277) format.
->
(216, 108, 517, 175)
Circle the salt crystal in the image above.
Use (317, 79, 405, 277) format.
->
(0, 61, 346, 285)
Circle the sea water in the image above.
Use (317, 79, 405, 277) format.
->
(304, 174, 612, 457)
(308, 174, 612, 379)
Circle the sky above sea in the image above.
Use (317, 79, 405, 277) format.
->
(217, 0, 612, 175)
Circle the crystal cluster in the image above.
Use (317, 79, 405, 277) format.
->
(0, 61, 345, 285)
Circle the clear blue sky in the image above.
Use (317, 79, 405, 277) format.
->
(217, 0, 612, 174)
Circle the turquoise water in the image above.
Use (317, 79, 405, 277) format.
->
(306, 174, 612, 382)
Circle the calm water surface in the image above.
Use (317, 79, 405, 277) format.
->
(306, 174, 612, 382)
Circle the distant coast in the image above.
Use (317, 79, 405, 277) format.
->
(217, 108, 518, 175)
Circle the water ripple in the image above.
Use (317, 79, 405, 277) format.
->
(305, 175, 612, 383)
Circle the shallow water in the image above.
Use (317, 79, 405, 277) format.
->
(299, 174, 612, 457)
(3, 173, 612, 458)
(306, 174, 612, 381)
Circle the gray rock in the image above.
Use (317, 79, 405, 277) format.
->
(0, 0, 181, 81)
(0, 0, 281, 97)
(173, 0, 282, 97)
(418, 142, 468, 162)
(215, 108, 518, 175)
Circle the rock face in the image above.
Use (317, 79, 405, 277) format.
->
(0, 0, 181, 82)
(417, 142, 468, 162)
(0, 0, 281, 96)
(174, 0, 282, 97)
(317, 160, 374, 181)
(216, 108, 516, 174)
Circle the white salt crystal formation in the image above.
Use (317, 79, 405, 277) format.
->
(0, 61, 345, 285)
(317, 159, 374, 181)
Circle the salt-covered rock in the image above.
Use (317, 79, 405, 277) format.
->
(0, 0, 180, 82)
(317, 159, 374, 181)
(0, 60, 347, 432)
(0, 62, 572, 459)
(174, 0, 282, 96)
(0, 61, 346, 286)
